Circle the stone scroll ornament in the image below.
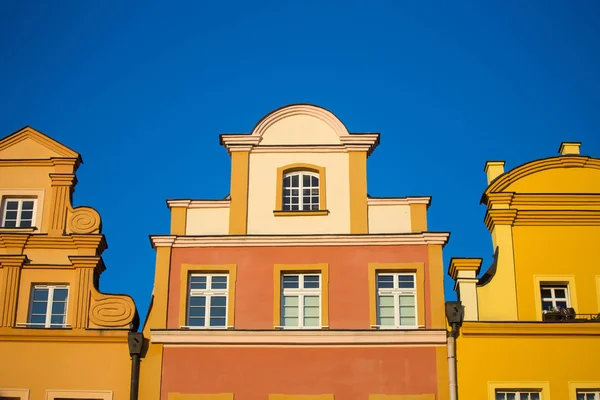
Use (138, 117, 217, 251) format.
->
(67, 206, 102, 234)
(89, 289, 136, 329)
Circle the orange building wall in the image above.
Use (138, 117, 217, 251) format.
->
(167, 245, 433, 329)
(162, 346, 439, 400)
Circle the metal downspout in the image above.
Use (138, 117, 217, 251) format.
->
(128, 332, 144, 400)
(448, 323, 459, 400)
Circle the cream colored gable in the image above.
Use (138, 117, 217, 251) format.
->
(259, 114, 343, 145)
(505, 167, 600, 193)
(0, 127, 79, 160)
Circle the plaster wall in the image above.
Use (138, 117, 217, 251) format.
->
(186, 207, 229, 235)
(368, 204, 412, 233)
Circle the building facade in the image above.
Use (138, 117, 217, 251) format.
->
(0, 127, 139, 400)
(140, 104, 451, 400)
(449, 142, 600, 399)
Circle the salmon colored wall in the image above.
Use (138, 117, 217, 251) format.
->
(162, 346, 438, 400)
(168, 245, 432, 329)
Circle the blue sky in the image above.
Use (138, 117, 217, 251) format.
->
(1, 1, 599, 323)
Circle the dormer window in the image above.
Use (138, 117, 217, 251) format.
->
(283, 171, 320, 211)
(275, 164, 328, 216)
(1, 198, 36, 228)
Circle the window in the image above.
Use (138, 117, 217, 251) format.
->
(28, 285, 69, 328)
(578, 391, 600, 400)
(282, 171, 320, 211)
(1, 198, 35, 228)
(281, 273, 321, 328)
(187, 274, 228, 328)
(540, 284, 570, 310)
(496, 391, 540, 400)
(376, 273, 417, 328)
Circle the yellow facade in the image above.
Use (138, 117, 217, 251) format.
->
(450, 142, 600, 399)
(0, 127, 138, 400)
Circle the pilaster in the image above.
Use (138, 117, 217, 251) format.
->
(448, 258, 482, 321)
(69, 256, 103, 329)
(0, 255, 27, 327)
(48, 173, 76, 235)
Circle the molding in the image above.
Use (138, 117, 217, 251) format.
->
(167, 199, 231, 209)
(275, 163, 327, 213)
(367, 197, 431, 206)
(273, 210, 329, 217)
(149, 232, 450, 248)
(448, 258, 483, 280)
(484, 209, 518, 231)
(0, 327, 129, 342)
(46, 390, 112, 400)
(0, 126, 80, 159)
(461, 321, 600, 336)
(0, 234, 107, 254)
(512, 210, 600, 226)
(483, 155, 600, 202)
(252, 145, 348, 153)
(510, 193, 600, 208)
(150, 328, 448, 345)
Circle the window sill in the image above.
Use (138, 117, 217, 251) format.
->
(0, 226, 37, 233)
(371, 325, 423, 330)
(273, 210, 329, 217)
(274, 326, 329, 330)
(180, 326, 234, 330)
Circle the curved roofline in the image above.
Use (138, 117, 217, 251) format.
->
(249, 103, 352, 138)
(481, 155, 600, 204)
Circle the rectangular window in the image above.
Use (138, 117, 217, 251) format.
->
(540, 284, 570, 310)
(1, 198, 36, 228)
(187, 273, 228, 328)
(578, 391, 600, 400)
(28, 285, 69, 328)
(496, 391, 541, 400)
(281, 273, 321, 328)
(376, 273, 417, 328)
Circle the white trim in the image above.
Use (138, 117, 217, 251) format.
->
(28, 284, 69, 328)
(495, 390, 542, 400)
(282, 171, 320, 211)
(540, 284, 570, 310)
(281, 273, 321, 329)
(151, 329, 448, 345)
(167, 199, 231, 209)
(46, 389, 113, 400)
(150, 232, 450, 248)
(187, 273, 228, 328)
(0, 388, 29, 399)
(576, 390, 600, 400)
(367, 197, 431, 206)
(376, 272, 418, 329)
(0, 195, 40, 228)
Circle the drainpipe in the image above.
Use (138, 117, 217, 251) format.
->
(128, 332, 144, 400)
(445, 301, 464, 400)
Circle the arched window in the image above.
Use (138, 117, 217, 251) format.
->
(282, 171, 320, 211)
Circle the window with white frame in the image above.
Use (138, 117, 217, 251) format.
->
(282, 171, 319, 211)
(187, 274, 228, 328)
(540, 284, 570, 311)
(376, 273, 417, 328)
(1, 198, 36, 228)
(496, 391, 541, 400)
(578, 390, 600, 400)
(281, 273, 321, 328)
(28, 285, 69, 328)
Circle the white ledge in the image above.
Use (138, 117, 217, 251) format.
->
(151, 329, 447, 346)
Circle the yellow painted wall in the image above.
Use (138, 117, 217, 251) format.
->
(457, 333, 600, 399)
(0, 340, 131, 399)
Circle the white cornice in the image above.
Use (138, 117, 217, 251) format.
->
(251, 145, 348, 154)
(150, 329, 447, 346)
(367, 197, 431, 206)
(167, 200, 230, 209)
(148, 232, 449, 248)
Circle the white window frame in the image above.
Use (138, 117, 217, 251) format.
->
(46, 389, 112, 400)
(27, 284, 69, 328)
(376, 272, 417, 329)
(282, 171, 320, 211)
(577, 390, 600, 400)
(187, 273, 229, 329)
(0, 388, 29, 400)
(495, 390, 542, 400)
(540, 284, 570, 310)
(281, 273, 322, 329)
(1, 197, 37, 228)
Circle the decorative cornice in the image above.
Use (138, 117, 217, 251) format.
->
(0, 327, 129, 342)
(251, 145, 348, 154)
(150, 329, 447, 346)
(512, 210, 600, 226)
(461, 321, 600, 337)
(0, 254, 28, 268)
(167, 199, 231, 209)
(0, 234, 30, 253)
(367, 197, 431, 207)
(150, 232, 450, 248)
(510, 193, 600, 208)
(448, 258, 483, 280)
(484, 209, 518, 231)
(68, 256, 106, 273)
(0, 234, 107, 255)
(0, 126, 80, 159)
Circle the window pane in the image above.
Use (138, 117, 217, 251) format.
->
(283, 317, 298, 326)
(378, 296, 394, 306)
(577, 395, 585, 400)
(400, 306, 416, 317)
(291, 175, 299, 186)
(22, 201, 35, 210)
(507, 394, 516, 400)
(210, 317, 226, 327)
(190, 276, 206, 290)
(311, 204, 319, 210)
(379, 305, 395, 317)
(189, 296, 206, 307)
(282, 275, 299, 289)
(304, 316, 320, 327)
(379, 317, 395, 326)
(282, 296, 299, 307)
(399, 295, 415, 306)
(304, 296, 319, 308)
(303, 275, 320, 289)
(19, 220, 32, 227)
(211, 296, 227, 307)
(6, 201, 19, 210)
(3, 220, 16, 227)
(377, 275, 394, 289)
(29, 314, 45, 325)
(542, 301, 553, 310)
(291, 204, 299, 211)
(21, 210, 33, 220)
(50, 315, 65, 325)
(33, 288, 49, 301)
(540, 288, 552, 297)
(211, 276, 227, 289)
(31, 301, 47, 315)
(283, 176, 291, 186)
(51, 301, 66, 315)
(554, 288, 566, 298)
(5, 211, 17, 220)
(399, 316, 416, 326)
(188, 307, 205, 317)
(211, 305, 226, 317)
(304, 306, 320, 317)
(188, 317, 205, 326)
(303, 175, 311, 186)
(283, 305, 299, 317)
(311, 176, 318, 186)
(496, 392, 506, 400)
(54, 289, 68, 302)
(556, 301, 568, 308)
(530, 394, 540, 400)
(398, 275, 415, 288)
(521, 394, 529, 400)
